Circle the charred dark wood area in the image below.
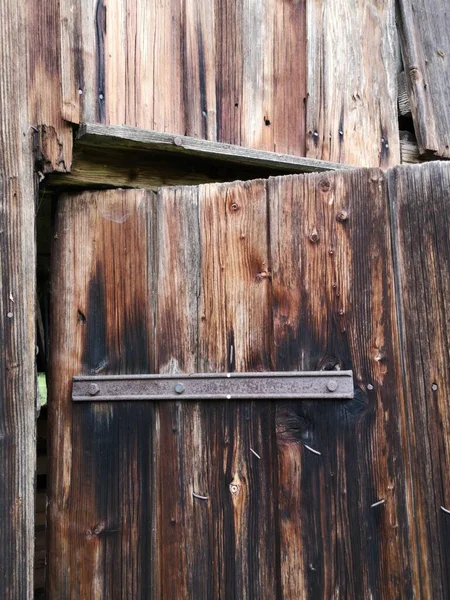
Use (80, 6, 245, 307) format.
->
(389, 162, 450, 599)
(47, 165, 434, 597)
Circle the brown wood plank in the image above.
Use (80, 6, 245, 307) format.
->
(306, 0, 400, 168)
(48, 190, 158, 599)
(0, 1, 37, 598)
(398, 2, 450, 158)
(47, 142, 312, 191)
(268, 170, 417, 597)
(198, 180, 280, 599)
(46, 122, 349, 191)
(60, 0, 307, 155)
(154, 185, 202, 599)
(183, 0, 217, 140)
(29, 0, 73, 171)
(389, 161, 450, 599)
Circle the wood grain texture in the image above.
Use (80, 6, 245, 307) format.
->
(60, 0, 307, 155)
(306, 0, 400, 168)
(28, 0, 72, 171)
(197, 180, 279, 599)
(269, 170, 416, 598)
(46, 123, 349, 190)
(0, 1, 37, 598)
(389, 161, 450, 599)
(49, 170, 423, 597)
(398, 1, 450, 158)
(48, 190, 157, 599)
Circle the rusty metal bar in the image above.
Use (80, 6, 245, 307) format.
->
(72, 371, 354, 401)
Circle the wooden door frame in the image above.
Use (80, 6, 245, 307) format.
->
(1, 2, 36, 598)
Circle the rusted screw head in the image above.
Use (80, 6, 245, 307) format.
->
(309, 228, 320, 243)
(327, 380, 338, 392)
(175, 383, 185, 395)
(88, 383, 100, 396)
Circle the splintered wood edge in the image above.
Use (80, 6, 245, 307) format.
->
(76, 122, 352, 174)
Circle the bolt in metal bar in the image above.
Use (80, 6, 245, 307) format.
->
(72, 371, 354, 402)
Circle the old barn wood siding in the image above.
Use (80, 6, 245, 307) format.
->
(48, 190, 157, 598)
(398, 2, 450, 158)
(46, 123, 349, 191)
(268, 171, 415, 597)
(306, 0, 400, 168)
(60, 0, 307, 155)
(49, 170, 418, 597)
(29, 0, 72, 172)
(59, 0, 399, 166)
(0, 1, 37, 598)
(389, 161, 450, 599)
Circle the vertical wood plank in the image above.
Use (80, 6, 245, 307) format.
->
(0, 1, 36, 597)
(48, 190, 158, 599)
(183, 0, 217, 140)
(154, 186, 201, 599)
(28, 0, 73, 171)
(268, 170, 416, 597)
(60, 0, 307, 155)
(306, 0, 399, 168)
(397, 2, 450, 158)
(273, 0, 307, 155)
(389, 162, 450, 599)
(198, 180, 280, 599)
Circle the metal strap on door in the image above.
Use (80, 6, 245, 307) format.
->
(72, 370, 354, 402)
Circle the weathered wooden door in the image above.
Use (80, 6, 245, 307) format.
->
(49, 168, 433, 598)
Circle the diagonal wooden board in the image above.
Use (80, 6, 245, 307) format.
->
(398, 1, 450, 158)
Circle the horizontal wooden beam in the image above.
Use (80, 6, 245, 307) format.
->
(46, 123, 351, 190)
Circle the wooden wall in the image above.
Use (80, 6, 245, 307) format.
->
(0, 2, 37, 599)
(59, 0, 400, 168)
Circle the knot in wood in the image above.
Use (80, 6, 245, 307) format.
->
(409, 67, 420, 82)
(229, 202, 240, 212)
(336, 210, 348, 222)
(229, 483, 241, 496)
(319, 178, 331, 192)
(309, 228, 320, 243)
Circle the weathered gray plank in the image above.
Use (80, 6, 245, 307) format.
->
(46, 122, 350, 190)
(306, 0, 400, 168)
(0, 1, 36, 598)
(389, 161, 450, 599)
(60, 0, 307, 155)
(398, 2, 450, 158)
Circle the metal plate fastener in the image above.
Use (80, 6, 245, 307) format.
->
(88, 383, 100, 396)
(327, 380, 338, 392)
(174, 383, 185, 394)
